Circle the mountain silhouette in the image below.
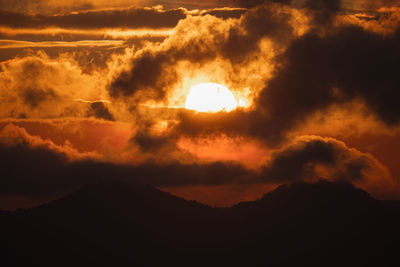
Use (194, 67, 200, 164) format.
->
(2, 181, 399, 267)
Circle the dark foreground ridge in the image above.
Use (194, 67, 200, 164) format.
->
(2, 181, 399, 266)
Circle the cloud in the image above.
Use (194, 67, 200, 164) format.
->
(0, 7, 186, 30)
(0, 123, 250, 199)
(160, 9, 400, 145)
(109, 50, 179, 101)
(200, 7, 247, 19)
(0, 6, 247, 31)
(348, 0, 400, 11)
(0, 0, 147, 15)
(0, 51, 128, 119)
(256, 25, 400, 138)
(0, 41, 133, 71)
(0, 0, 240, 15)
(236, 0, 341, 15)
(19, 86, 59, 109)
(106, 2, 369, 144)
(260, 136, 390, 184)
(0, 118, 134, 156)
(132, 129, 178, 153)
(86, 101, 115, 121)
(236, 0, 269, 8)
(339, 7, 400, 35)
(0, 27, 172, 44)
(0, 123, 395, 203)
(302, 0, 342, 27)
(108, 2, 300, 104)
(0, 123, 97, 160)
(0, 39, 126, 49)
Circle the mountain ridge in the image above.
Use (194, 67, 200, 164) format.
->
(2, 180, 399, 267)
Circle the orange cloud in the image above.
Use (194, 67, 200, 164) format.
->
(0, 39, 125, 49)
(0, 50, 136, 119)
(338, 7, 400, 34)
(177, 136, 268, 169)
(0, 0, 147, 15)
(0, 119, 133, 154)
(0, 123, 98, 160)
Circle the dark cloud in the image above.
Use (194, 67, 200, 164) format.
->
(201, 8, 247, 19)
(261, 138, 337, 182)
(109, 52, 178, 100)
(87, 102, 115, 121)
(0, 0, 96, 14)
(237, 0, 342, 27)
(258, 25, 400, 135)
(0, 6, 249, 31)
(304, 0, 342, 26)
(19, 87, 59, 108)
(176, 110, 262, 139)
(236, 0, 288, 8)
(237, 0, 341, 10)
(175, 108, 296, 145)
(259, 137, 379, 183)
(0, 125, 389, 201)
(128, 108, 183, 153)
(0, 140, 250, 199)
(12, 59, 60, 108)
(0, 7, 186, 29)
(132, 131, 177, 152)
(221, 2, 295, 62)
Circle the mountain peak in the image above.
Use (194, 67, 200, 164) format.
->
(263, 180, 374, 203)
(233, 180, 379, 214)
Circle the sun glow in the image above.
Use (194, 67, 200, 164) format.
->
(185, 83, 237, 112)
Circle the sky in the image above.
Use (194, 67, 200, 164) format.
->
(1, 0, 400, 210)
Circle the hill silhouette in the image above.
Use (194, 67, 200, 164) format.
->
(2, 181, 399, 266)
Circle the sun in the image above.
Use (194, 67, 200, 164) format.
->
(185, 83, 237, 112)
